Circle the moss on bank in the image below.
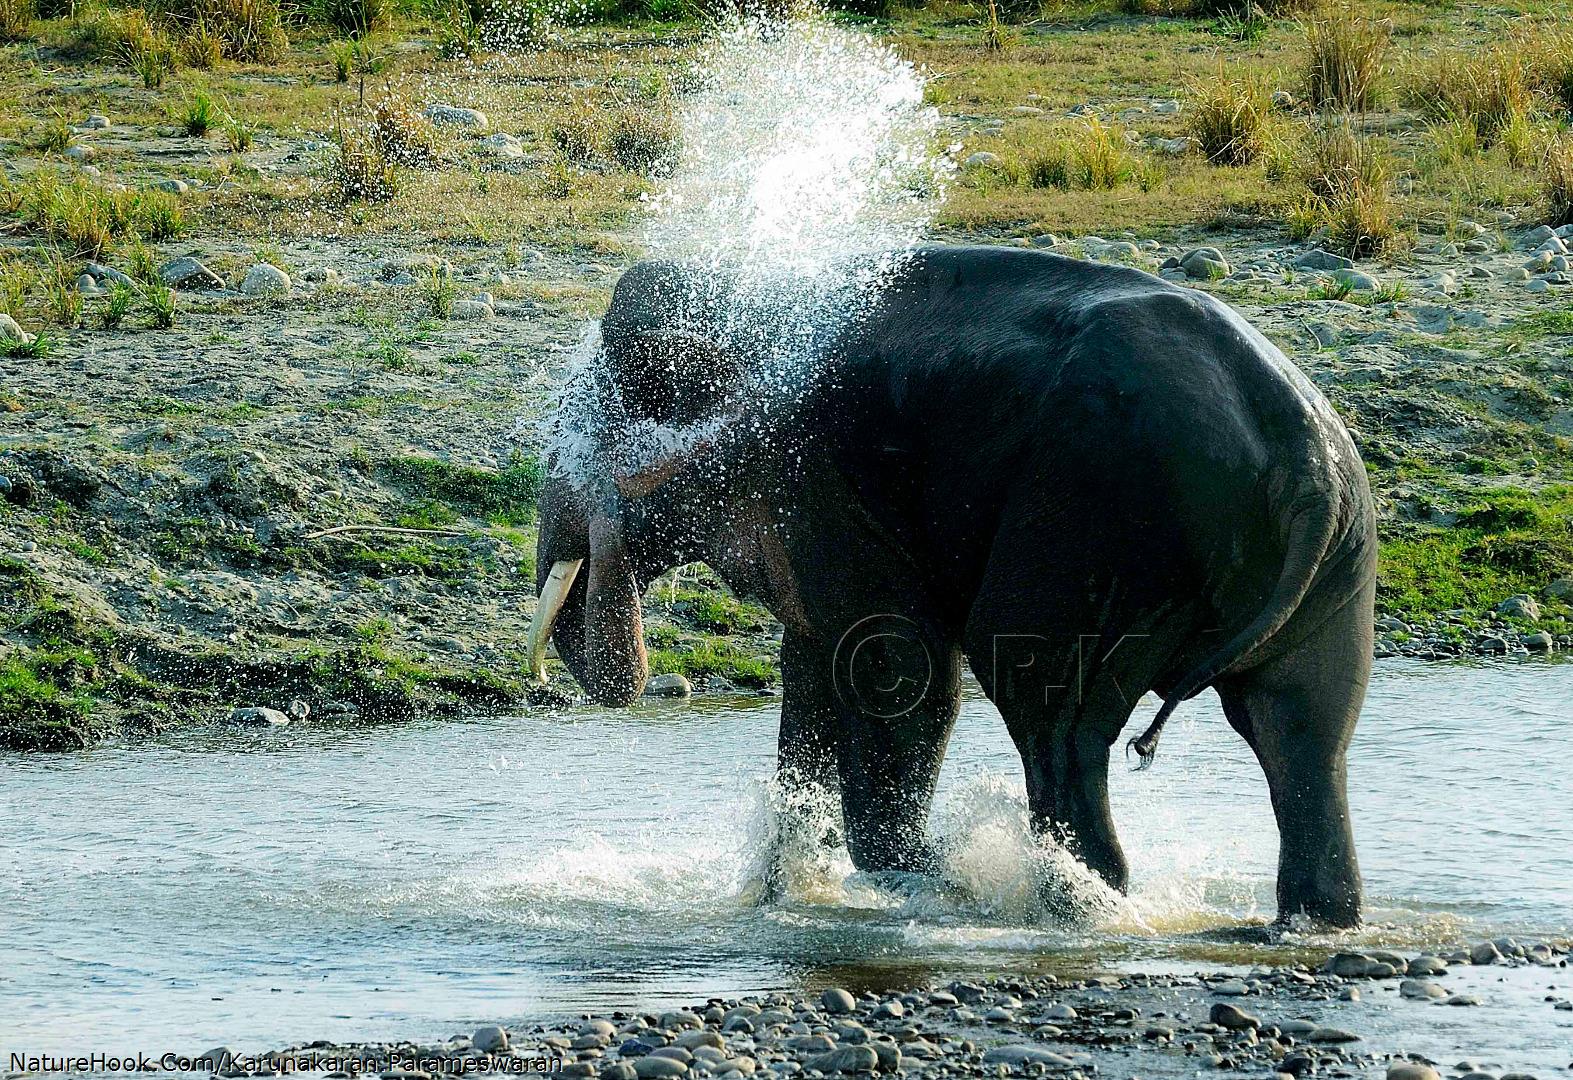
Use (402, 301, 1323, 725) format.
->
(1378, 484, 1573, 628)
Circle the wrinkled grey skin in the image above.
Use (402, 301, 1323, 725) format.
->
(535, 246, 1376, 928)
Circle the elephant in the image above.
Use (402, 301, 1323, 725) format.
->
(527, 245, 1377, 928)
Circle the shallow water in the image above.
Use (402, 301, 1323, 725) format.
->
(2, 659, 1570, 1056)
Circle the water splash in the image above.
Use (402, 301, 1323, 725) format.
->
(544, 9, 952, 487)
(643, 13, 951, 278)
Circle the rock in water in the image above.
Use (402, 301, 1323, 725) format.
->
(643, 673, 693, 698)
(633, 1058, 687, 1079)
(473, 1025, 509, 1053)
(1209, 1002, 1260, 1030)
(1400, 979, 1447, 1000)
(981, 1046, 1076, 1068)
(1470, 941, 1503, 965)
(227, 706, 290, 727)
(1388, 1065, 1442, 1080)
(1325, 952, 1376, 978)
(241, 263, 292, 296)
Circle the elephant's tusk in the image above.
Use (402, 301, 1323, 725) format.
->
(525, 559, 584, 682)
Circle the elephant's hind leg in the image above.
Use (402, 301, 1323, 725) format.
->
(1215, 585, 1372, 929)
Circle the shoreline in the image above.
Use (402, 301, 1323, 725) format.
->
(34, 940, 1562, 1080)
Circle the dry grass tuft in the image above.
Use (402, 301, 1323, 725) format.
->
(149, 0, 286, 61)
(1283, 118, 1396, 257)
(1020, 117, 1150, 191)
(607, 109, 679, 176)
(1544, 133, 1573, 227)
(329, 110, 399, 202)
(371, 98, 439, 166)
(551, 108, 602, 165)
(1304, 6, 1388, 112)
(1406, 46, 1533, 145)
(0, 0, 35, 42)
(1187, 68, 1270, 166)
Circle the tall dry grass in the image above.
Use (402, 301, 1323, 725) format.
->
(1304, 6, 1388, 112)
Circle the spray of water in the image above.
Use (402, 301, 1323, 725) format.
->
(544, 9, 953, 486)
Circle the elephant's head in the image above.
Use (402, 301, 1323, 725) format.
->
(525, 262, 753, 704)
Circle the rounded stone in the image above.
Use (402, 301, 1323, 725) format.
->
(241, 263, 292, 296)
(472, 1025, 509, 1053)
(821, 988, 857, 1015)
(1387, 1065, 1441, 1080)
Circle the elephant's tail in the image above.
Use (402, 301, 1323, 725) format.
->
(1127, 491, 1340, 770)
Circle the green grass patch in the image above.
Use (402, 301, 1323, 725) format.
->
(1378, 484, 1573, 620)
(0, 648, 103, 752)
(380, 453, 543, 526)
(648, 634, 777, 690)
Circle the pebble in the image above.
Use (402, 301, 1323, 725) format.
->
(153, 178, 191, 194)
(804, 1046, 876, 1074)
(473, 1025, 509, 1053)
(1332, 268, 1380, 291)
(425, 103, 489, 129)
(1295, 249, 1355, 271)
(820, 988, 857, 1014)
(1520, 224, 1557, 248)
(450, 299, 495, 320)
(1211, 979, 1250, 996)
(1151, 99, 1181, 114)
(1, 313, 35, 346)
(963, 151, 1001, 169)
(1209, 1003, 1259, 1030)
(981, 1046, 1075, 1067)
(241, 263, 292, 297)
(1388, 1065, 1442, 1080)
(1307, 1026, 1360, 1043)
(159, 256, 224, 289)
(81, 113, 111, 129)
(478, 132, 525, 158)
(1180, 247, 1229, 280)
(633, 1058, 688, 1078)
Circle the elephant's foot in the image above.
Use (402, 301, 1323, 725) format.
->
(1277, 862, 1362, 930)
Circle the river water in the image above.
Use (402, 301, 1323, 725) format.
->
(2, 659, 1569, 1057)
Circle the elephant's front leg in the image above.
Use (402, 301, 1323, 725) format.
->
(829, 616, 962, 875)
(759, 631, 844, 902)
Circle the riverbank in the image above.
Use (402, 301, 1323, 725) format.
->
(137, 941, 1569, 1080)
(4, 0, 1573, 751)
